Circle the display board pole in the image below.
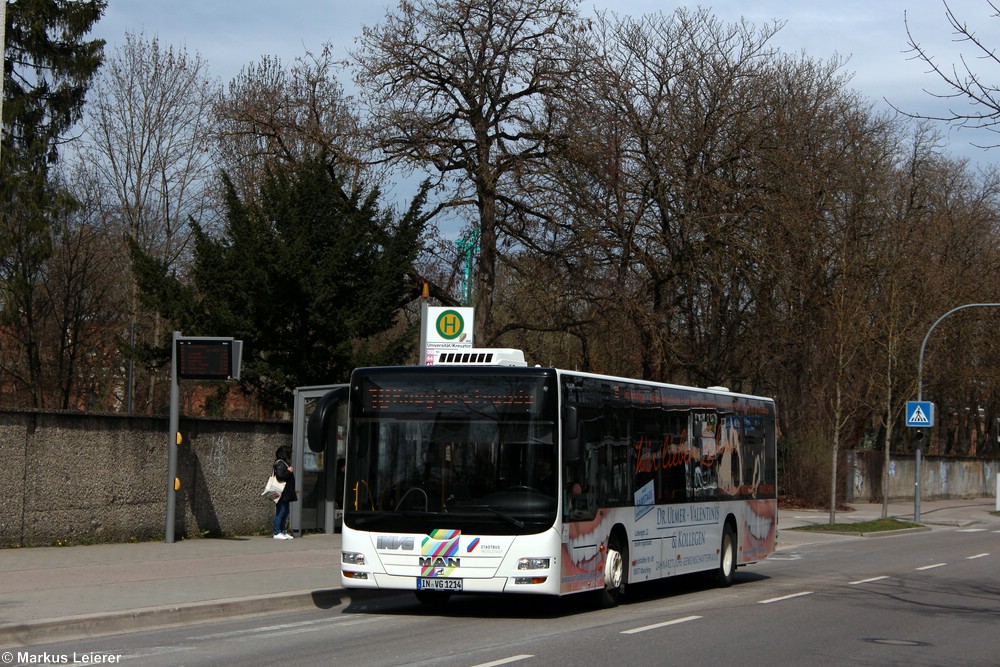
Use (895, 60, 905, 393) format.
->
(166, 331, 180, 543)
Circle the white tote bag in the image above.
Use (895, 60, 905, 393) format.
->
(260, 461, 286, 503)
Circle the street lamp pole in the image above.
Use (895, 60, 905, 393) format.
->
(915, 303, 1000, 523)
(917, 303, 1000, 401)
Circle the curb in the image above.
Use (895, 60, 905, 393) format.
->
(920, 519, 983, 528)
(0, 588, 346, 649)
(788, 525, 932, 539)
(855, 526, 932, 538)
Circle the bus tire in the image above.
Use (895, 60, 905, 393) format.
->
(715, 523, 737, 587)
(597, 532, 627, 608)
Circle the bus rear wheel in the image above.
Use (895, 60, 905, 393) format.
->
(715, 523, 737, 587)
(597, 534, 627, 608)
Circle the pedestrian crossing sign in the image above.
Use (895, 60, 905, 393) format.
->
(906, 401, 935, 428)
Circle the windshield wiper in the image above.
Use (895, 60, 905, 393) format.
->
(487, 506, 525, 528)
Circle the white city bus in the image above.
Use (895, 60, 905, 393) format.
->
(308, 349, 777, 606)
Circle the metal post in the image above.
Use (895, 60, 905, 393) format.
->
(290, 389, 304, 537)
(418, 283, 429, 365)
(166, 331, 180, 543)
(914, 445, 921, 523)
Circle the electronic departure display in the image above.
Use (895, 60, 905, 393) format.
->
(176, 338, 239, 380)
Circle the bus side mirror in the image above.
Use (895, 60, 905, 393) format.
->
(307, 385, 349, 453)
(562, 406, 582, 461)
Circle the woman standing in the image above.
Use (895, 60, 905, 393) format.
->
(273, 445, 298, 539)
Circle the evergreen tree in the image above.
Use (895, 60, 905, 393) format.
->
(132, 154, 428, 412)
(1, 0, 105, 406)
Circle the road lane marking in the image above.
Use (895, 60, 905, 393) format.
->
(120, 646, 195, 661)
(472, 656, 534, 667)
(916, 563, 947, 571)
(967, 553, 990, 560)
(850, 576, 890, 585)
(758, 592, 813, 604)
(190, 617, 370, 641)
(957, 528, 987, 533)
(622, 615, 702, 634)
(241, 618, 380, 640)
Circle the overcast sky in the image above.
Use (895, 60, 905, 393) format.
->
(89, 1, 1000, 189)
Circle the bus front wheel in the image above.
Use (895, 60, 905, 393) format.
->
(597, 533, 627, 608)
(715, 523, 736, 587)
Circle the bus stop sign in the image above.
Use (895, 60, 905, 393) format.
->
(906, 401, 934, 428)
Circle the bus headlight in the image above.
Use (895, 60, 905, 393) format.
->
(517, 557, 550, 570)
(342, 551, 367, 565)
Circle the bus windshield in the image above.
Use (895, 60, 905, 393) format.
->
(343, 369, 559, 535)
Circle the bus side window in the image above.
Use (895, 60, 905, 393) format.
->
(564, 451, 597, 519)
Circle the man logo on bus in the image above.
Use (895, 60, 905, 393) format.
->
(436, 310, 465, 340)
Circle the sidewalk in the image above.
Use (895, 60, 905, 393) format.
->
(1, 498, 997, 648)
(0, 532, 344, 648)
(780, 497, 1000, 530)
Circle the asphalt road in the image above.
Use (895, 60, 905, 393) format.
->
(8, 526, 1000, 667)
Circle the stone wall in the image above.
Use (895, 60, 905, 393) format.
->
(4, 409, 996, 547)
(847, 450, 999, 503)
(0, 409, 291, 547)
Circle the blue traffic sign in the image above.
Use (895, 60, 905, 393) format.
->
(906, 401, 935, 428)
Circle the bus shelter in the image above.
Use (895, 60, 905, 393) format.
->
(290, 384, 347, 535)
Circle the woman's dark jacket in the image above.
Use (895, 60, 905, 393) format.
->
(274, 460, 298, 502)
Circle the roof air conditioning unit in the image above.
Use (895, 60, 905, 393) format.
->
(433, 348, 527, 367)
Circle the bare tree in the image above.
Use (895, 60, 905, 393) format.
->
(901, 1, 1000, 146)
(532, 9, 950, 512)
(84, 31, 218, 264)
(352, 0, 582, 344)
(861, 126, 951, 516)
(533, 9, 787, 382)
(214, 48, 376, 204)
(44, 163, 127, 410)
(80, 31, 218, 412)
(910, 162, 1000, 456)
